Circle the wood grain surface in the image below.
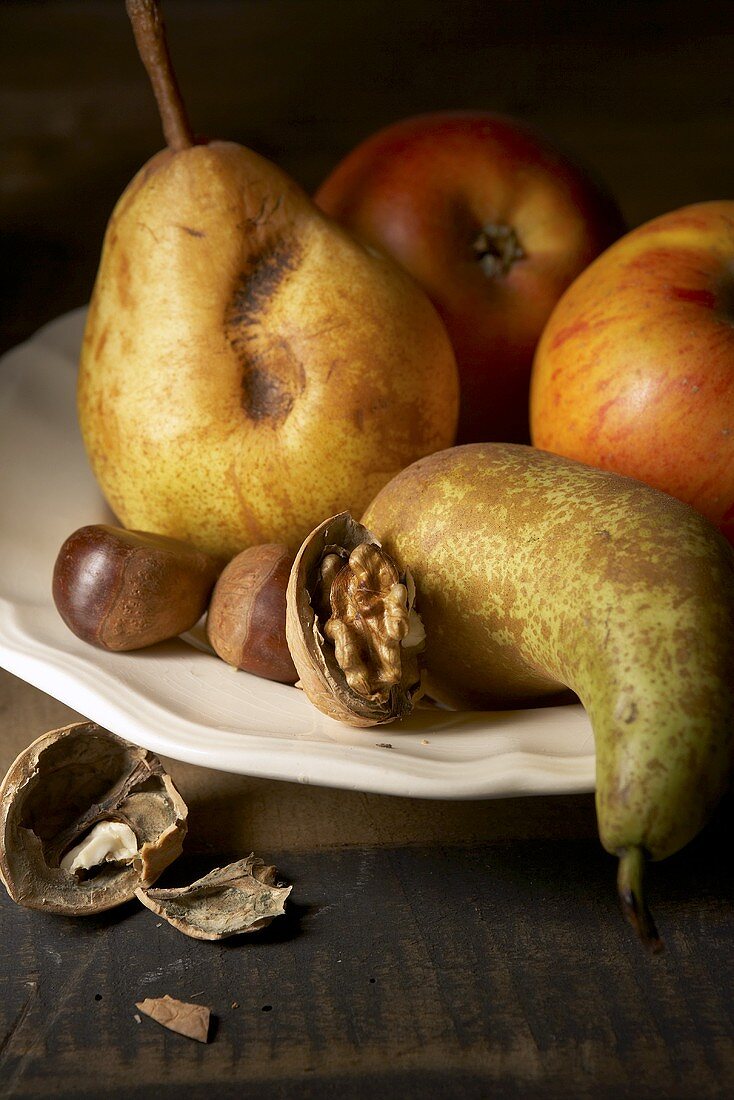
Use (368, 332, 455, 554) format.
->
(1, 670, 733, 1099)
(1, 1, 734, 1096)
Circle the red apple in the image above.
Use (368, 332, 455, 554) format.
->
(530, 200, 734, 542)
(316, 111, 624, 444)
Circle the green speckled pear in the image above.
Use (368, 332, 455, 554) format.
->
(361, 443, 734, 947)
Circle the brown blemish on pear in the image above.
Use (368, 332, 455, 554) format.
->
(225, 242, 306, 422)
(94, 324, 109, 359)
(358, 442, 734, 948)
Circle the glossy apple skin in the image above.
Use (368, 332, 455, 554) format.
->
(316, 112, 624, 444)
(530, 201, 734, 543)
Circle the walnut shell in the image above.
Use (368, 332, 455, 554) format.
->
(285, 513, 423, 727)
(0, 722, 188, 914)
(136, 854, 291, 940)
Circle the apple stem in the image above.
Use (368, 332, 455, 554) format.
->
(473, 223, 524, 278)
(126, 0, 193, 152)
(617, 846, 663, 953)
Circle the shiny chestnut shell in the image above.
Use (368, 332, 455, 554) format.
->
(52, 525, 220, 650)
(206, 544, 298, 683)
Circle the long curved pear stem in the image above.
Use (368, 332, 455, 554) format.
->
(126, 0, 193, 151)
(617, 847, 663, 953)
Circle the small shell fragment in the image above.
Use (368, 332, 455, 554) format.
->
(135, 854, 291, 940)
(136, 995, 211, 1043)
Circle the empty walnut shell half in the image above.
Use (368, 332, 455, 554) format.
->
(0, 722, 188, 915)
(285, 512, 425, 727)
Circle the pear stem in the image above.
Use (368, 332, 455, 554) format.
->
(126, 0, 193, 151)
(617, 847, 663, 953)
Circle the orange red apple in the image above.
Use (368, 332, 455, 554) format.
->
(530, 200, 734, 542)
(316, 111, 624, 443)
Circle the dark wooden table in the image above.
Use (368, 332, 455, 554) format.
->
(1, 3, 733, 1096)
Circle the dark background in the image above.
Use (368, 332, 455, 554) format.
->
(1, 0, 733, 354)
(1, 2, 734, 1097)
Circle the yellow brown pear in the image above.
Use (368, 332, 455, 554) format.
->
(78, 0, 457, 561)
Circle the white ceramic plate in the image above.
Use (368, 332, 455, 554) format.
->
(0, 309, 595, 798)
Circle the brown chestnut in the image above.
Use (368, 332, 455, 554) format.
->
(53, 525, 220, 650)
(206, 544, 298, 683)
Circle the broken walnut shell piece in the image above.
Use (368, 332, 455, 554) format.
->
(136, 995, 211, 1044)
(135, 854, 292, 940)
(0, 722, 187, 915)
(285, 512, 424, 727)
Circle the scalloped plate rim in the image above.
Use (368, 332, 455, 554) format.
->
(0, 308, 596, 800)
